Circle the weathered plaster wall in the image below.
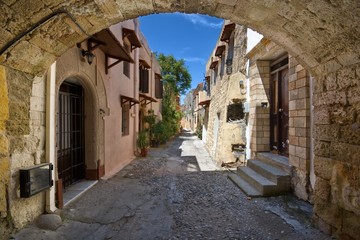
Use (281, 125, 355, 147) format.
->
(313, 63, 360, 238)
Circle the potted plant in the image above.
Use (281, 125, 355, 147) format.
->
(151, 121, 165, 147)
(136, 130, 150, 157)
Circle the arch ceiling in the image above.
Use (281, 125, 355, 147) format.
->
(0, 0, 359, 77)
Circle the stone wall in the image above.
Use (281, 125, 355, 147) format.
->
(205, 73, 247, 165)
(0, 65, 11, 235)
(3, 67, 47, 230)
(248, 60, 271, 155)
(288, 56, 312, 201)
(205, 24, 247, 165)
(313, 63, 360, 238)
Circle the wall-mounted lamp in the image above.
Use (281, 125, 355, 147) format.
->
(239, 80, 245, 89)
(82, 50, 95, 65)
(261, 102, 268, 108)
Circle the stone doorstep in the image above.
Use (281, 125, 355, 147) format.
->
(63, 180, 98, 206)
(230, 152, 291, 197)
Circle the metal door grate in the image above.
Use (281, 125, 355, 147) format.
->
(57, 82, 85, 189)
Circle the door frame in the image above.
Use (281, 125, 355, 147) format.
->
(269, 56, 289, 155)
(57, 81, 85, 189)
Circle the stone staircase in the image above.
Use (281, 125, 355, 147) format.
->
(228, 152, 291, 197)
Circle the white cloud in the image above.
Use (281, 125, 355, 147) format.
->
(183, 57, 205, 64)
(180, 47, 191, 54)
(178, 13, 223, 29)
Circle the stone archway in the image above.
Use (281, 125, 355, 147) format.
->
(0, 1, 359, 238)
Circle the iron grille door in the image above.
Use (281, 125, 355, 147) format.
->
(57, 82, 85, 189)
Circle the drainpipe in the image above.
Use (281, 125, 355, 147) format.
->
(45, 62, 57, 213)
(309, 76, 316, 189)
(133, 20, 139, 151)
(245, 59, 251, 160)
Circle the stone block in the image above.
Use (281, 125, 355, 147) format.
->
(295, 127, 308, 137)
(295, 64, 304, 73)
(294, 117, 307, 128)
(330, 106, 356, 125)
(330, 142, 360, 165)
(297, 86, 308, 99)
(0, 134, 9, 156)
(313, 124, 340, 141)
(324, 72, 337, 91)
(314, 177, 331, 202)
(314, 156, 334, 181)
(337, 66, 357, 90)
(339, 124, 360, 145)
(297, 69, 307, 79)
(313, 90, 347, 106)
(347, 86, 360, 105)
(313, 76, 324, 94)
(314, 107, 330, 125)
(6, 119, 30, 136)
(337, 51, 360, 67)
(342, 210, 360, 239)
(296, 77, 307, 89)
(289, 154, 299, 167)
(295, 146, 308, 159)
(295, 98, 307, 110)
(330, 163, 360, 216)
(30, 96, 45, 112)
(314, 140, 331, 157)
(291, 168, 309, 201)
(298, 137, 308, 148)
(289, 135, 299, 145)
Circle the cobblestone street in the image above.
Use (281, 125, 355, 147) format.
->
(13, 131, 330, 240)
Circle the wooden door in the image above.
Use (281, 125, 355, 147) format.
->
(270, 66, 289, 155)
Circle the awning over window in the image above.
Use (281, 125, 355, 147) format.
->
(120, 95, 140, 108)
(139, 59, 151, 69)
(90, 29, 134, 74)
(92, 29, 133, 63)
(139, 93, 158, 105)
(199, 99, 211, 107)
(122, 28, 142, 51)
(215, 45, 226, 58)
(220, 23, 235, 42)
(210, 60, 219, 69)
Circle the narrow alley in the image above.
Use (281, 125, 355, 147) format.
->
(13, 131, 330, 240)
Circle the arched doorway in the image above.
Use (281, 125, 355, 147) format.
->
(57, 81, 85, 189)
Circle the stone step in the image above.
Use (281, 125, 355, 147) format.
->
(256, 152, 291, 174)
(237, 167, 277, 196)
(227, 172, 261, 197)
(247, 159, 291, 192)
(247, 159, 290, 183)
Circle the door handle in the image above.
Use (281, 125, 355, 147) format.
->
(278, 108, 283, 112)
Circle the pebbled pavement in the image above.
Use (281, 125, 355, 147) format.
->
(12, 131, 331, 240)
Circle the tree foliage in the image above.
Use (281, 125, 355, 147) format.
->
(156, 53, 191, 139)
(156, 53, 191, 95)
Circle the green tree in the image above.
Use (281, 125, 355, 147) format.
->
(156, 53, 191, 139)
(156, 53, 191, 95)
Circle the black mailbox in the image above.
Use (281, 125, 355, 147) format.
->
(20, 163, 53, 198)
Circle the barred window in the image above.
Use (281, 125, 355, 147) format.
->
(122, 104, 130, 136)
(227, 103, 244, 122)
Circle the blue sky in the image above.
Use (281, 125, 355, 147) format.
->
(139, 13, 224, 97)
